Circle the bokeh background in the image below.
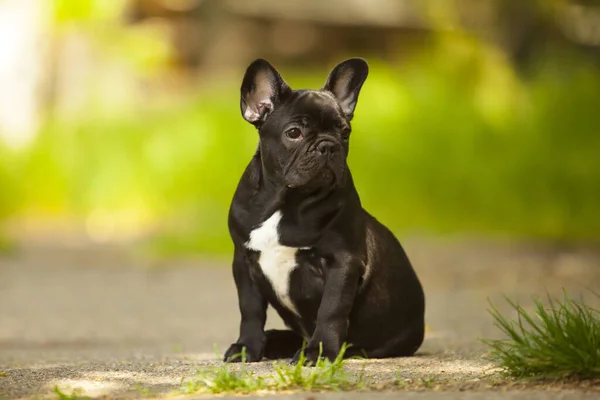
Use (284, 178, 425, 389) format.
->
(0, 0, 599, 257)
(2, 3, 600, 396)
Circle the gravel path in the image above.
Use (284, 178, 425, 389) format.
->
(1, 235, 600, 399)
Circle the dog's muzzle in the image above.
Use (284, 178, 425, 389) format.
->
(311, 137, 346, 186)
(314, 138, 339, 157)
(284, 136, 346, 188)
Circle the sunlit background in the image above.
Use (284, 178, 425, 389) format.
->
(1, 0, 599, 257)
(2, 3, 600, 397)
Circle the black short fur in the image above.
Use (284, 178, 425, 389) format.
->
(223, 58, 425, 364)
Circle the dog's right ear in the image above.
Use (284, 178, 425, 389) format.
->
(240, 59, 290, 127)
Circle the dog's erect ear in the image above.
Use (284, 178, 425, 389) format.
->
(240, 59, 290, 126)
(322, 58, 369, 120)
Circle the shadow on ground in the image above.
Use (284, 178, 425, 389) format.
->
(1, 235, 599, 399)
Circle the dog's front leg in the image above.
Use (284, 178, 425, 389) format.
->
(292, 253, 361, 364)
(224, 248, 267, 362)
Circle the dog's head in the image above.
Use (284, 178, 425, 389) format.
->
(240, 58, 368, 190)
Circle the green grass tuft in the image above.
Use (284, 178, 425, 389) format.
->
(53, 386, 92, 400)
(484, 291, 600, 381)
(181, 343, 365, 395)
(181, 347, 269, 394)
(272, 343, 365, 391)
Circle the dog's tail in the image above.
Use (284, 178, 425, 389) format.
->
(263, 329, 304, 360)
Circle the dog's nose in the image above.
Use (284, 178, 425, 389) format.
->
(316, 140, 336, 155)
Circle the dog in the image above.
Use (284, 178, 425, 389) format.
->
(224, 58, 425, 364)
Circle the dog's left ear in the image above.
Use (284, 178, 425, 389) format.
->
(240, 59, 291, 127)
(322, 58, 369, 120)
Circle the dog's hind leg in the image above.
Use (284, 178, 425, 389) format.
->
(364, 322, 425, 359)
(263, 329, 305, 360)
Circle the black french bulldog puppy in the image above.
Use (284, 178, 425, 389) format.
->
(224, 58, 425, 365)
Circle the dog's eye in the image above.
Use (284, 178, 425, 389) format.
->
(285, 127, 302, 140)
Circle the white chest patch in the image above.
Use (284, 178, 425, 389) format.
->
(245, 210, 301, 315)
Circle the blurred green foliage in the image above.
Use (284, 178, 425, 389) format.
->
(52, 0, 120, 23)
(51, 0, 172, 78)
(1, 32, 599, 256)
(0, 145, 17, 251)
(0, 148, 12, 221)
(348, 38, 600, 242)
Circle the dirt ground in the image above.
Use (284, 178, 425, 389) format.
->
(1, 234, 600, 399)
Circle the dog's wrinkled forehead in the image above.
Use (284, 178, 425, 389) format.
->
(303, 90, 338, 106)
(285, 90, 348, 126)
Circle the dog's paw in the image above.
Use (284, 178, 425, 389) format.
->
(290, 346, 336, 366)
(223, 343, 263, 363)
